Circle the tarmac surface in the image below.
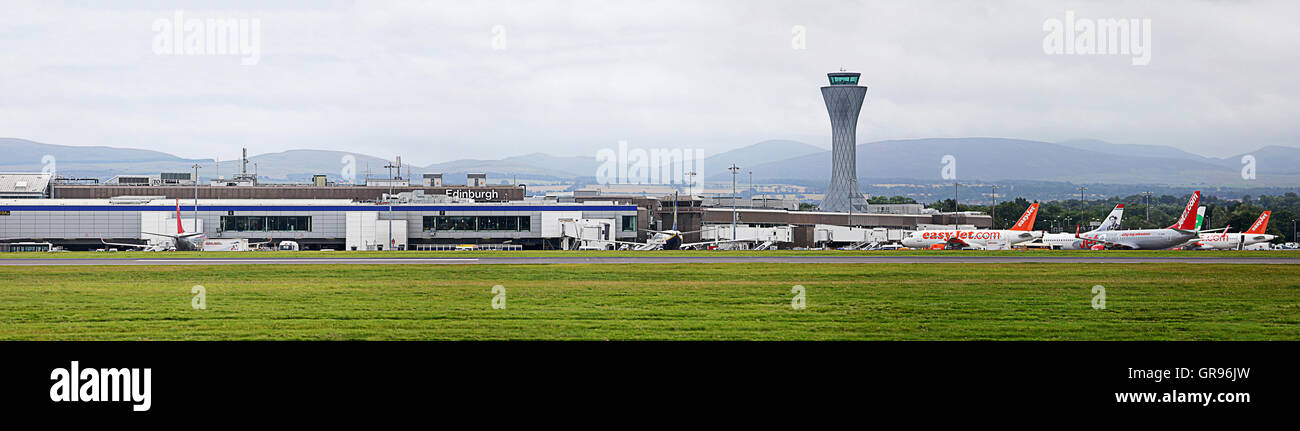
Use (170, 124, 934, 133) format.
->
(1, 255, 1297, 265)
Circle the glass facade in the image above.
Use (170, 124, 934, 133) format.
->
(828, 75, 859, 85)
(221, 216, 312, 232)
(423, 216, 531, 232)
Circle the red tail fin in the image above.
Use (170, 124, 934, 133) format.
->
(1169, 191, 1201, 230)
(1009, 203, 1039, 231)
(1246, 211, 1271, 234)
(175, 199, 185, 234)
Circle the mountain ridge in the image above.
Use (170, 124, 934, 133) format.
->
(3, 136, 1297, 186)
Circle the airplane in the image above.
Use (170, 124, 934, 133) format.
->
(99, 237, 172, 252)
(900, 203, 1043, 250)
(1170, 205, 1224, 249)
(1189, 211, 1276, 250)
(100, 200, 207, 251)
(615, 191, 745, 250)
(1075, 191, 1202, 250)
(1041, 204, 1125, 249)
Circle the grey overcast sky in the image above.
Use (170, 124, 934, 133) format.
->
(1, 0, 1297, 164)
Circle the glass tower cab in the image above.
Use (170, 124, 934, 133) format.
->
(827, 72, 861, 86)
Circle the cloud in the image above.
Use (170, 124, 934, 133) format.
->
(0, 0, 1296, 164)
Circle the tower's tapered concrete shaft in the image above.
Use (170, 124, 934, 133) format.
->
(819, 71, 868, 213)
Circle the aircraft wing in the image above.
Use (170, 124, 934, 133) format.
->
(606, 239, 659, 247)
(679, 238, 746, 248)
(943, 237, 984, 250)
(142, 231, 204, 239)
(100, 238, 155, 249)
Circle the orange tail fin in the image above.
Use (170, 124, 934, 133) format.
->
(1245, 211, 1271, 234)
(175, 199, 185, 234)
(1009, 203, 1039, 231)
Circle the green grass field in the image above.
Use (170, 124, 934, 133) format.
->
(1, 263, 1296, 340)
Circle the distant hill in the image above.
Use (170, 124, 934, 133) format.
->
(0, 137, 212, 179)
(1220, 145, 1300, 175)
(703, 139, 826, 171)
(723, 137, 1300, 186)
(418, 139, 827, 180)
(1057, 139, 1210, 162)
(213, 149, 396, 184)
(3, 136, 1297, 187)
(0, 137, 203, 164)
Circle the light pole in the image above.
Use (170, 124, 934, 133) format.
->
(848, 178, 858, 227)
(991, 185, 998, 229)
(1142, 191, 1153, 224)
(729, 164, 741, 243)
(953, 182, 960, 212)
(952, 182, 960, 229)
(383, 159, 398, 251)
(1077, 186, 1088, 228)
(686, 170, 696, 197)
(191, 164, 201, 233)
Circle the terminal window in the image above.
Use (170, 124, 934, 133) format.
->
(828, 75, 858, 85)
(621, 215, 636, 232)
(423, 216, 531, 232)
(221, 216, 312, 232)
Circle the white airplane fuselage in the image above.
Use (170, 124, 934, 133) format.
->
(901, 229, 1041, 249)
(1192, 232, 1277, 250)
(1076, 229, 1198, 250)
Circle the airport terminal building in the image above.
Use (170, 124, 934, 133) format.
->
(0, 196, 639, 250)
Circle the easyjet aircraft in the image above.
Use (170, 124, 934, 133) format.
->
(1075, 191, 1202, 250)
(102, 199, 207, 251)
(901, 203, 1042, 250)
(1190, 211, 1276, 250)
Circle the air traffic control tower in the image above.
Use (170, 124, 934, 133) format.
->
(820, 71, 868, 213)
